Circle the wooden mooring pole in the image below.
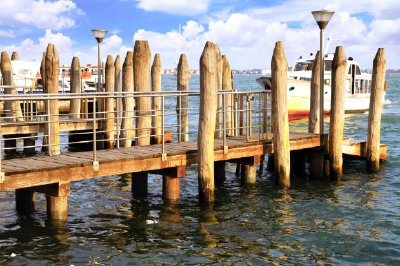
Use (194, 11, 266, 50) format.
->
(222, 55, 233, 137)
(177, 54, 189, 142)
(45, 44, 60, 156)
(271, 41, 290, 188)
(114, 55, 122, 139)
(120, 51, 134, 148)
(367, 48, 386, 172)
(104, 55, 115, 149)
(70, 56, 81, 119)
(11, 51, 19, 61)
(132, 40, 151, 197)
(152, 53, 163, 144)
(198, 41, 219, 202)
(329, 46, 347, 179)
(309, 51, 321, 134)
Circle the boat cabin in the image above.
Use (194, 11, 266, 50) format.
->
(291, 53, 371, 95)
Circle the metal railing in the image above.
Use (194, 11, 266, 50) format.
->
(0, 88, 271, 175)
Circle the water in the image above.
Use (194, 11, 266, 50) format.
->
(1, 75, 399, 265)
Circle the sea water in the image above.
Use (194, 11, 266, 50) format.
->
(0, 74, 399, 265)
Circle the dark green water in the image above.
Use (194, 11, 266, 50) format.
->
(0, 75, 399, 265)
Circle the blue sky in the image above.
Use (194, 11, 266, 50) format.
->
(1, 0, 400, 69)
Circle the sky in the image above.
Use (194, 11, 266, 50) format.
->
(0, 0, 399, 70)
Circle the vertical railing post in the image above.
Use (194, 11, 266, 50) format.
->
(161, 95, 166, 161)
(93, 96, 99, 171)
(0, 122, 4, 183)
(223, 91, 227, 154)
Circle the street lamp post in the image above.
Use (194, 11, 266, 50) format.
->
(311, 10, 334, 137)
(91, 29, 107, 93)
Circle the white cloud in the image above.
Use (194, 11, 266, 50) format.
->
(129, 3, 400, 70)
(137, 0, 210, 15)
(39, 29, 73, 52)
(0, 0, 80, 30)
(0, 30, 74, 64)
(0, 29, 15, 38)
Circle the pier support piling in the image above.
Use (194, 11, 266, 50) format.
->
(132, 172, 148, 198)
(162, 166, 185, 203)
(240, 156, 260, 185)
(45, 182, 70, 221)
(367, 48, 386, 172)
(15, 189, 35, 215)
(329, 46, 347, 180)
(214, 161, 226, 185)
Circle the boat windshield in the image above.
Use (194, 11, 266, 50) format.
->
(294, 59, 333, 71)
(294, 60, 313, 71)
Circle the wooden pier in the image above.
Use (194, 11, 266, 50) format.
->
(0, 41, 388, 221)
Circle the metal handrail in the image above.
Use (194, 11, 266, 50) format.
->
(0, 89, 271, 175)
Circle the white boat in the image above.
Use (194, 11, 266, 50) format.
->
(257, 53, 385, 120)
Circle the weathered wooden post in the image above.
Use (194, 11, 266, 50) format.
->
(114, 55, 122, 140)
(222, 55, 233, 136)
(367, 48, 386, 172)
(132, 40, 151, 197)
(214, 55, 234, 184)
(40, 52, 46, 91)
(329, 46, 347, 179)
(198, 41, 219, 202)
(152, 53, 162, 144)
(70, 56, 81, 119)
(309, 51, 321, 133)
(120, 51, 134, 147)
(177, 54, 189, 142)
(271, 41, 290, 188)
(215, 52, 223, 139)
(1, 52, 23, 122)
(45, 44, 60, 156)
(134, 40, 152, 146)
(11, 51, 19, 60)
(104, 55, 115, 149)
(308, 51, 325, 177)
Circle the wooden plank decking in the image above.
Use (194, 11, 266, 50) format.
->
(0, 133, 321, 191)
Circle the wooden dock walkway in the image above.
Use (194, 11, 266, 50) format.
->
(0, 133, 320, 191)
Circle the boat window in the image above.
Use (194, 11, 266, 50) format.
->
(355, 65, 361, 75)
(324, 60, 332, 71)
(294, 60, 313, 71)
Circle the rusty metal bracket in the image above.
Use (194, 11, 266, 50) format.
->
(93, 161, 99, 171)
(224, 145, 228, 155)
